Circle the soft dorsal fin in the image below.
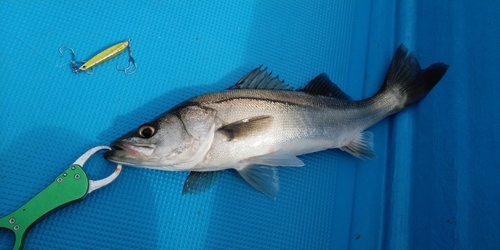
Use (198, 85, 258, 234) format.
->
(302, 73, 352, 101)
(230, 65, 293, 90)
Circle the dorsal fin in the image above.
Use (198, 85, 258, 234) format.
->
(302, 73, 352, 101)
(230, 65, 293, 90)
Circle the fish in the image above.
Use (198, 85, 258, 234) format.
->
(104, 44, 448, 198)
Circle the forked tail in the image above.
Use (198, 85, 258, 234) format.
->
(378, 44, 449, 111)
(341, 45, 449, 160)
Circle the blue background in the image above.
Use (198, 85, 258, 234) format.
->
(1, 1, 499, 249)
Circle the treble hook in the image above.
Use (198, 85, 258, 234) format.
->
(59, 46, 83, 73)
(116, 42, 137, 75)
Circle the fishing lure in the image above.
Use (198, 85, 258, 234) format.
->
(59, 40, 137, 75)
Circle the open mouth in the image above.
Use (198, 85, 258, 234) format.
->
(108, 142, 155, 157)
(110, 142, 125, 151)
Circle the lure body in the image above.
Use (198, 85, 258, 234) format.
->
(58, 39, 136, 75)
(79, 40, 130, 72)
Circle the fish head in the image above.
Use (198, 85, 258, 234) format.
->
(104, 105, 219, 170)
(104, 113, 194, 168)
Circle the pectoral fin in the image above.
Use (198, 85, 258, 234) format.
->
(218, 115, 274, 141)
(182, 171, 223, 195)
(237, 165, 279, 199)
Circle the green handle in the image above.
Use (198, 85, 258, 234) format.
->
(0, 164, 89, 250)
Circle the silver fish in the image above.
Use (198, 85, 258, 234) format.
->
(104, 44, 448, 198)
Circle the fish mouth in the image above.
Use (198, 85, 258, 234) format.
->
(104, 142, 155, 162)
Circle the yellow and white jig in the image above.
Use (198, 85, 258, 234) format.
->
(59, 40, 137, 75)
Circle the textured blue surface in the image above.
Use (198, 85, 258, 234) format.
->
(1, 1, 499, 249)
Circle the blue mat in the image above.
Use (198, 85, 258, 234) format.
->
(1, 1, 499, 249)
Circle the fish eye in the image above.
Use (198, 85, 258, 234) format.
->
(138, 124, 156, 138)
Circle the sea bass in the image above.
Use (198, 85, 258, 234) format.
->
(104, 45, 448, 198)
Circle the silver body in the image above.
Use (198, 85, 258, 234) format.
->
(105, 45, 448, 197)
(190, 89, 394, 171)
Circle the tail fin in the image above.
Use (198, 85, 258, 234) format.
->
(379, 44, 449, 108)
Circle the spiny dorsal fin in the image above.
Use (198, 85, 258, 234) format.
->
(302, 73, 352, 101)
(230, 65, 293, 90)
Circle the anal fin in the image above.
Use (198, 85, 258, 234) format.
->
(237, 165, 279, 199)
(340, 131, 376, 160)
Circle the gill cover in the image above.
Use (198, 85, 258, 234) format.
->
(106, 105, 218, 170)
(171, 105, 219, 169)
